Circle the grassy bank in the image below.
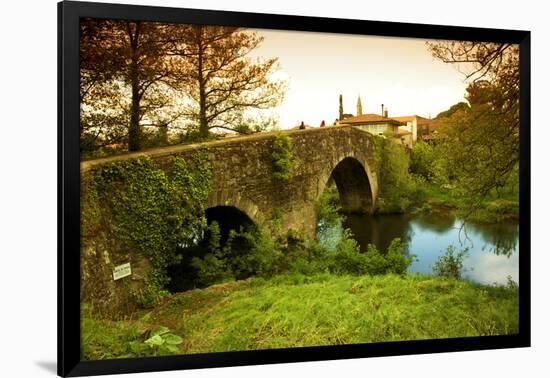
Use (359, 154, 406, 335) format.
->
(81, 273, 518, 359)
(423, 183, 519, 222)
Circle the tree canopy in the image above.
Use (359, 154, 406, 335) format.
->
(168, 25, 286, 137)
(80, 19, 286, 156)
(427, 41, 520, 208)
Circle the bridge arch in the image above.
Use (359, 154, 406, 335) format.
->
(318, 154, 376, 214)
(206, 193, 262, 227)
(205, 205, 257, 244)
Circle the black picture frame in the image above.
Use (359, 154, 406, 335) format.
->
(58, 1, 531, 376)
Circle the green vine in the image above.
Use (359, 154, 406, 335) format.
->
(272, 131, 294, 181)
(82, 153, 212, 307)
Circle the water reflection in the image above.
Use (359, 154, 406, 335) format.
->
(339, 212, 519, 285)
(343, 213, 413, 253)
(463, 221, 519, 257)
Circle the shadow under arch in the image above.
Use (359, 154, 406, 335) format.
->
(328, 156, 374, 214)
(167, 205, 257, 293)
(205, 205, 257, 244)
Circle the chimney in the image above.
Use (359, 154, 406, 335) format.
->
(381, 104, 384, 116)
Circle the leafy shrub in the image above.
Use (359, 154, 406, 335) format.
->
(224, 227, 283, 279)
(190, 222, 232, 286)
(80, 306, 183, 359)
(432, 245, 469, 279)
(384, 238, 415, 274)
(410, 141, 436, 179)
(373, 136, 423, 213)
(132, 326, 183, 356)
(331, 235, 413, 276)
(191, 222, 285, 285)
(330, 230, 371, 275)
(415, 202, 433, 213)
(316, 188, 344, 233)
(272, 132, 294, 181)
(281, 233, 332, 275)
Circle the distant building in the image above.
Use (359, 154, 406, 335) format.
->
(338, 113, 413, 147)
(338, 113, 403, 134)
(392, 115, 434, 143)
(335, 96, 450, 147)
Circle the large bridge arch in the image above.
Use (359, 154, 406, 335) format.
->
(317, 153, 377, 214)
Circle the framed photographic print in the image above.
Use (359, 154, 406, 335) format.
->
(58, 0, 530, 376)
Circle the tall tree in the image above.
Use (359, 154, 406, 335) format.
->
(427, 41, 520, 206)
(80, 19, 178, 151)
(427, 41, 519, 133)
(170, 25, 286, 137)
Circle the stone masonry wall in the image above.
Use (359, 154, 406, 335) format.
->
(80, 125, 377, 314)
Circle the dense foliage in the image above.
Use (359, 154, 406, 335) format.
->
(373, 136, 423, 213)
(82, 154, 212, 306)
(80, 20, 286, 154)
(426, 41, 519, 215)
(272, 131, 295, 181)
(432, 245, 470, 280)
(315, 188, 344, 234)
(187, 183, 414, 289)
(410, 95, 519, 222)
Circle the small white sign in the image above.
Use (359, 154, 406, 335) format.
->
(113, 262, 132, 281)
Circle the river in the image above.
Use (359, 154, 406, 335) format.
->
(322, 212, 519, 285)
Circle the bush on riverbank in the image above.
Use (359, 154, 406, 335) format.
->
(373, 136, 424, 213)
(410, 139, 519, 223)
(432, 245, 469, 279)
(81, 272, 519, 359)
(189, 223, 414, 288)
(422, 182, 519, 222)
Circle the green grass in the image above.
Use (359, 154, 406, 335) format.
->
(81, 273, 519, 359)
(81, 305, 143, 360)
(423, 183, 518, 222)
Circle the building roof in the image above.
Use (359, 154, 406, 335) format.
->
(339, 113, 404, 126)
(392, 115, 433, 125)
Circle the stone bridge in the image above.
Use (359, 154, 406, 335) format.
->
(81, 125, 378, 238)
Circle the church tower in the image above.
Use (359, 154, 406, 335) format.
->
(356, 95, 363, 116)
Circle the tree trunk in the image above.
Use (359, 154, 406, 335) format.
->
(128, 67, 141, 151)
(128, 22, 141, 151)
(197, 27, 209, 138)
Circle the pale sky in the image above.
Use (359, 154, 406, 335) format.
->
(249, 28, 471, 128)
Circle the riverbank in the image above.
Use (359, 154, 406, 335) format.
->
(81, 272, 518, 359)
(422, 183, 519, 222)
